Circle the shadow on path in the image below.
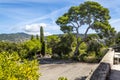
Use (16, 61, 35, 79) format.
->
(39, 57, 78, 64)
(75, 76, 87, 80)
(109, 69, 120, 80)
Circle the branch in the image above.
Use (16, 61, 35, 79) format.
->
(84, 13, 92, 39)
(75, 16, 81, 28)
(71, 22, 77, 28)
(84, 23, 93, 39)
(76, 21, 80, 28)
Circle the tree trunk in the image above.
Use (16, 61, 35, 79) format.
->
(73, 27, 81, 57)
(74, 42, 80, 57)
(73, 26, 91, 58)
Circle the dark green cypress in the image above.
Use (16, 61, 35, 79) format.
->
(31, 35, 34, 40)
(40, 27, 44, 43)
(40, 26, 45, 56)
(36, 34, 39, 40)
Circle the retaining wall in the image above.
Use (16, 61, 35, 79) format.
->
(86, 48, 114, 80)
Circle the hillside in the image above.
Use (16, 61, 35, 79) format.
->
(0, 32, 31, 42)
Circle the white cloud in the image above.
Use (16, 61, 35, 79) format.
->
(23, 22, 61, 35)
(23, 23, 55, 36)
(9, 6, 68, 35)
(44, 32, 52, 36)
(24, 23, 46, 32)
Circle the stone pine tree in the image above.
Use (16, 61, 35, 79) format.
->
(40, 26, 45, 57)
(56, 1, 116, 58)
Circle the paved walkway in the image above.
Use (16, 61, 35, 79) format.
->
(39, 62, 98, 80)
(109, 52, 120, 80)
(109, 65, 120, 80)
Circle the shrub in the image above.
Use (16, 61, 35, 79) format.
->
(58, 77, 68, 80)
(52, 34, 76, 59)
(83, 51, 98, 63)
(0, 52, 40, 80)
(23, 39, 41, 59)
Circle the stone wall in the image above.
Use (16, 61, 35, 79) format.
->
(86, 48, 114, 80)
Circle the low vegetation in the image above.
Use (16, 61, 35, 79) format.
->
(58, 77, 68, 80)
(0, 52, 40, 80)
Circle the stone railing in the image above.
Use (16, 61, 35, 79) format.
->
(86, 48, 114, 80)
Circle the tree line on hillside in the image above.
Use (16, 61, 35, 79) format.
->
(0, 30, 119, 62)
(0, 33, 31, 42)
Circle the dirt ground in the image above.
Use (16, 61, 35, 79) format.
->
(39, 60, 98, 80)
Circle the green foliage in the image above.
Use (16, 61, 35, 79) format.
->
(77, 42, 87, 61)
(87, 40, 103, 56)
(86, 34, 99, 42)
(36, 34, 39, 40)
(56, 1, 115, 57)
(58, 77, 68, 80)
(31, 35, 34, 40)
(0, 41, 16, 53)
(79, 42, 87, 54)
(52, 34, 76, 59)
(83, 51, 98, 63)
(23, 39, 41, 59)
(0, 33, 31, 42)
(0, 39, 41, 59)
(41, 41, 45, 56)
(40, 26, 45, 56)
(46, 35, 60, 55)
(82, 40, 105, 62)
(115, 32, 120, 45)
(0, 52, 40, 80)
(40, 26, 44, 43)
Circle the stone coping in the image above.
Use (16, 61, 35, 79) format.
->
(86, 48, 114, 80)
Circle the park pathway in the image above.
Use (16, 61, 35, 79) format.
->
(39, 61, 98, 80)
(109, 65, 120, 80)
(109, 52, 120, 80)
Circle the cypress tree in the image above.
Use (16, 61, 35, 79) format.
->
(40, 27, 44, 43)
(36, 34, 39, 40)
(31, 35, 34, 40)
(40, 26, 45, 56)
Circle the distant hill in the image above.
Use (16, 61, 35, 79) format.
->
(0, 32, 31, 42)
(0, 32, 86, 42)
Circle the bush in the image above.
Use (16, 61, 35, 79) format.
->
(58, 77, 68, 80)
(83, 51, 98, 63)
(0, 52, 40, 80)
(22, 39, 41, 59)
(0, 40, 41, 59)
(52, 34, 76, 59)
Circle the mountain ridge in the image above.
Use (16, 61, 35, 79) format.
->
(0, 32, 31, 42)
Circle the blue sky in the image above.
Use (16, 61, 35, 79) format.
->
(0, 0, 120, 35)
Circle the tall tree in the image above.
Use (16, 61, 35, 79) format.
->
(40, 26, 45, 56)
(31, 35, 34, 40)
(36, 34, 39, 40)
(56, 1, 115, 57)
(115, 32, 120, 45)
(40, 27, 44, 43)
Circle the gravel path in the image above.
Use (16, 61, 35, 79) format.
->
(39, 62, 98, 80)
